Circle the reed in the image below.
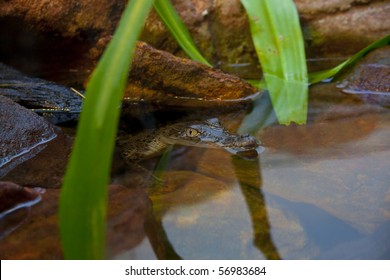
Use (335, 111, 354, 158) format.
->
(59, 0, 154, 259)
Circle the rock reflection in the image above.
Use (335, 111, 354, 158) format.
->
(0, 182, 42, 239)
(142, 141, 280, 259)
(0, 207, 30, 239)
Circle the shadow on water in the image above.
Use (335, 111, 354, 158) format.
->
(269, 195, 363, 251)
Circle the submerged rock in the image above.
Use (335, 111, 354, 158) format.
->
(2, 128, 72, 189)
(0, 185, 150, 259)
(0, 95, 72, 188)
(0, 181, 43, 239)
(0, 181, 42, 217)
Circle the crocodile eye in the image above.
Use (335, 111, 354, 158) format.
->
(185, 128, 200, 137)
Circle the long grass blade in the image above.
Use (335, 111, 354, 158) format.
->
(153, 0, 211, 66)
(309, 34, 390, 84)
(59, 0, 154, 259)
(241, 0, 308, 125)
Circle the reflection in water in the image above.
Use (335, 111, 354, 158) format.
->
(0, 183, 42, 239)
(0, 207, 30, 239)
(231, 155, 280, 260)
(261, 75, 308, 125)
(270, 195, 362, 251)
(238, 92, 277, 135)
(1, 63, 389, 259)
(145, 209, 182, 260)
(143, 146, 182, 259)
(139, 81, 389, 259)
(144, 140, 280, 259)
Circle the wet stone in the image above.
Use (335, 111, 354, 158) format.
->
(0, 62, 82, 123)
(0, 95, 57, 177)
(0, 181, 43, 239)
(0, 181, 42, 216)
(2, 128, 72, 188)
(337, 46, 390, 106)
(0, 184, 151, 259)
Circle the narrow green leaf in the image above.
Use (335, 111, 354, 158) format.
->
(247, 79, 267, 89)
(59, 0, 154, 259)
(153, 145, 173, 178)
(309, 34, 390, 84)
(241, 0, 308, 125)
(154, 0, 211, 66)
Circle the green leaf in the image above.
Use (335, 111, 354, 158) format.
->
(309, 34, 390, 84)
(154, 0, 211, 66)
(246, 79, 267, 89)
(241, 0, 308, 125)
(59, 0, 154, 259)
(153, 145, 173, 178)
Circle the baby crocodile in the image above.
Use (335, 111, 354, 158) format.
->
(118, 118, 260, 161)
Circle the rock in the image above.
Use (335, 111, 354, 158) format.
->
(0, 62, 83, 123)
(142, 0, 390, 68)
(1, 0, 388, 77)
(296, 0, 389, 58)
(2, 128, 72, 188)
(0, 182, 43, 239)
(141, 0, 258, 75)
(1, 41, 258, 110)
(336, 46, 390, 106)
(0, 95, 57, 177)
(124, 42, 258, 105)
(0, 94, 73, 188)
(0, 181, 42, 216)
(0, 0, 125, 38)
(0, 184, 151, 259)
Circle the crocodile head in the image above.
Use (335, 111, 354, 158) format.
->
(159, 118, 260, 155)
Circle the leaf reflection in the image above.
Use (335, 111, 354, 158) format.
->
(231, 154, 281, 260)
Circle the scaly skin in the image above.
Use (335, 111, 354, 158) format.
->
(118, 118, 259, 162)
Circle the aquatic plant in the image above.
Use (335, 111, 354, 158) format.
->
(309, 34, 390, 84)
(241, 0, 308, 125)
(59, 0, 154, 259)
(154, 0, 211, 66)
(156, 0, 308, 125)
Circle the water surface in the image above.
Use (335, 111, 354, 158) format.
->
(116, 85, 390, 259)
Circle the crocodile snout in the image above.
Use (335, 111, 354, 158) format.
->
(224, 134, 259, 150)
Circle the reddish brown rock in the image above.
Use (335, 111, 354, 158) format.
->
(124, 42, 258, 104)
(141, 0, 390, 67)
(2, 128, 72, 189)
(337, 46, 390, 106)
(1, 0, 388, 77)
(0, 182, 42, 214)
(0, 184, 150, 259)
(296, 0, 390, 58)
(0, 0, 125, 37)
(0, 95, 57, 178)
